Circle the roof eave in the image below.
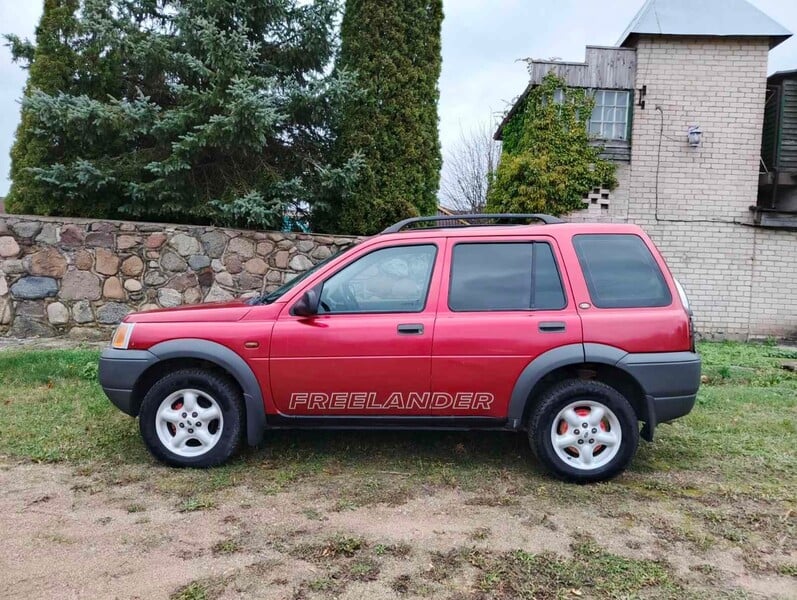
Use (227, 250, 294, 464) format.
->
(767, 68, 797, 83)
(768, 33, 792, 49)
(620, 31, 791, 50)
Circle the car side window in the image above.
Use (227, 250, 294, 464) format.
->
(449, 242, 566, 311)
(573, 234, 672, 308)
(318, 245, 437, 314)
(533, 243, 567, 310)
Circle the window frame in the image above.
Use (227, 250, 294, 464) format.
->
(588, 89, 632, 142)
(314, 243, 440, 316)
(573, 233, 673, 309)
(446, 240, 568, 313)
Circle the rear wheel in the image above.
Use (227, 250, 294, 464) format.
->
(528, 379, 638, 483)
(139, 369, 244, 468)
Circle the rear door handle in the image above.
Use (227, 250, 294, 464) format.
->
(539, 321, 566, 333)
(397, 323, 424, 335)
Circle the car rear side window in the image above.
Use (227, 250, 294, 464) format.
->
(573, 234, 672, 308)
(449, 242, 566, 311)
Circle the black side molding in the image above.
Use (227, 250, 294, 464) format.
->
(265, 415, 509, 430)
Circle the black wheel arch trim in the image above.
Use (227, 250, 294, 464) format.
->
(147, 339, 266, 447)
(508, 343, 657, 432)
(508, 342, 700, 440)
(585, 343, 656, 439)
(507, 343, 586, 427)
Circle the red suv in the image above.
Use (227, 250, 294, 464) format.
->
(99, 214, 701, 483)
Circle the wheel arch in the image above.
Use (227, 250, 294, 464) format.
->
(133, 339, 266, 446)
(508, 343, 651, 435)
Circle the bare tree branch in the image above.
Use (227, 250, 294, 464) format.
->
(440, 121, 501, 213)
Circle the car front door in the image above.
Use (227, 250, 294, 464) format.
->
(430, 236, 583, 420)
(269, 241, 443, 416)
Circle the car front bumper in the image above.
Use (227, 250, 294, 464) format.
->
(98, 348, 158, 416)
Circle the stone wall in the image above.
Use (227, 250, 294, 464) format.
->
(0, 215, 357, 339)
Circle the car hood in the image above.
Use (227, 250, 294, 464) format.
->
(125, 300, 253, 323)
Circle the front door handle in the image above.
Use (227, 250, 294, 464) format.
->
(539, 321, 566, 333)
(397, 323, 424, 335)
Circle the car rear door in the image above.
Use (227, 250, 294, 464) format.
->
(269, 240, 444, 416)
(565, 232, 692, 353)
(430, 235, 582, 419)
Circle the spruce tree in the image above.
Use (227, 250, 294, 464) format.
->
(5, 0, 81, 214)
(317, 0, 443, 235)
(4, 0, 358, 228)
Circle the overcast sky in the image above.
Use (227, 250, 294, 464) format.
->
(1, 0, 797, 199)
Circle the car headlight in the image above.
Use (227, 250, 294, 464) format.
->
(111, 323, 135, 349)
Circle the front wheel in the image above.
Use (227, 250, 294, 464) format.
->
(528, 379, 639, 483)
(139, 368, 244, 468)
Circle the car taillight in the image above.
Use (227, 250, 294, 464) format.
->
(687, 313, 696, 352)
(674, 279, 695, 352)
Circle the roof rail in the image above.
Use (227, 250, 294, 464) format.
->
(381, 213, 565, 234)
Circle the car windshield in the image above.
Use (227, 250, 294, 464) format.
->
(249, 243, 358, 305)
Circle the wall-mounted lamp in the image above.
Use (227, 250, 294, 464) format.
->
(687, 125, 703, 148)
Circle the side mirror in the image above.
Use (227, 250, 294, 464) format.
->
(292, 285, 321, 317)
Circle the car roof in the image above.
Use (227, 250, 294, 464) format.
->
(376, 221, 645, 243)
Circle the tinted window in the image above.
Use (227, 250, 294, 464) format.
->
(449, 243, 566, 311)
(534, 243, 567, 310)
(573, 234, 672, 308)
(319, 245, 436, 314)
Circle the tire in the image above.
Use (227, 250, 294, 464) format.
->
(528, 379, 639, 483)
(138, 368, 244, 468)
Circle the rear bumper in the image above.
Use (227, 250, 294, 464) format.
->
(618, 351, 701, 440)
(98, 348, 157, 416)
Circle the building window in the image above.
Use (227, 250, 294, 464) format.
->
(589, 90, 630, 141)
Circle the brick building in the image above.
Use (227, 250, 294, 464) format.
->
(497, 0, 796, 340)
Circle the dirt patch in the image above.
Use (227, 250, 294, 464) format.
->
(1, 460, 794, 599)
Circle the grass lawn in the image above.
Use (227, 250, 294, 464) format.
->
(0, 341, 795, 599)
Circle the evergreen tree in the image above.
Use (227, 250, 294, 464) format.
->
(316, 0, 443, 235)
(4, 0, 358, 228)
(5, 0, 81, 214)
(487, 73, 616, 216)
